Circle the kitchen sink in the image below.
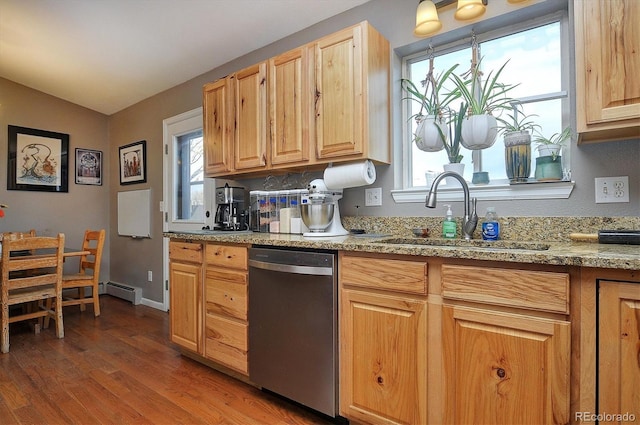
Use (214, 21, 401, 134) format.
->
(373, 238, 551, 251)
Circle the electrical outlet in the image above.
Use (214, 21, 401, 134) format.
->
(147, 270, 153, 282)
(595, 176, 629, 203)
(365, 187, 382, 206)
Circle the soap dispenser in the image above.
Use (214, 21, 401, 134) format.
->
(442, 204, 457, 239)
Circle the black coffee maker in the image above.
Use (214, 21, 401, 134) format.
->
(214, 183, 249, 231)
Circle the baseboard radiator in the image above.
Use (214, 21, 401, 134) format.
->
(105, 282, 142, 305)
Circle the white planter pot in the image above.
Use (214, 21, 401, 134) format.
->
(443, 162, 465, 187)
(461, 114, 498, 150)
(414, 115, 446, 152)
(536, 143, 562, 158)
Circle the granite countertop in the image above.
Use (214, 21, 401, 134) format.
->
(165, 230, 640, 271)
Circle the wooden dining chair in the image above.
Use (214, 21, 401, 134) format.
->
(1, 232, 65, 353)
(60, 229, 105, 317)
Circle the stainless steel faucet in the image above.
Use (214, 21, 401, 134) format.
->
(426, 171, 478, 240)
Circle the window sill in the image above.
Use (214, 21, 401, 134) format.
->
(391, 181, 575, 204)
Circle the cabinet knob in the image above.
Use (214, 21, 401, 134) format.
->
(496, 368, 506, 379)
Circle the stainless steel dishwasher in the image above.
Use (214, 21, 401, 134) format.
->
(248, 246, 339, 419)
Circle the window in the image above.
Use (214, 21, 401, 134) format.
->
(175, 130, 204, 221)
(401, 13, 570, 194)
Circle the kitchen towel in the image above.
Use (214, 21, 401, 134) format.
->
(323, 160, 376, 189)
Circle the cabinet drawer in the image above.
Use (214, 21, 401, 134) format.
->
(340, 254, 427, 295)
(205, 269, 248, 320)
(441, 264, 569, 314)
(169, 241, 203, 263)
(205, 244, 247, 270)
(205, 315, 248, 374)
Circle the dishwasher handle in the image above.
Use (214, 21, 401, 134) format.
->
(248, 259, 334, 276)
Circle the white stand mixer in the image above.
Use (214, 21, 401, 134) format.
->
(301, 160, 377, 238)
(301, 179, 349, 237)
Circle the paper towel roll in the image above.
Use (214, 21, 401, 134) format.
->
(323, 160, 376, 189)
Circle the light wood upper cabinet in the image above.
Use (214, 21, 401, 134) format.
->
(234, 62, 268, 171)
(203, 78, 234, 175)
(314, 22, 390, 163)
(269, 46, 313, 167)
(169, 241, 203, 354)
(203, 21, 390, 177)
(598, 280, 640, 420)
(574, 0, 640, 143)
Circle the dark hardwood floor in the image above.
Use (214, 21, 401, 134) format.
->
(0, 295, 334, 424)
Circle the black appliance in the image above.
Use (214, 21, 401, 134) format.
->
(214, 183, 248, 231)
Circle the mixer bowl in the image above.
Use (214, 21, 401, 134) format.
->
(301, 203, 334, 232)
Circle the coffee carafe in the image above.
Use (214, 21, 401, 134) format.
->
(214, 183, 248, 231)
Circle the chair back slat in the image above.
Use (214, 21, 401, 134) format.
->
(1, 232, 65, 353)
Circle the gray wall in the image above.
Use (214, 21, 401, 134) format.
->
(4, 0, 636, 306)
(110, 0, 638, 304)
(0, 77, 111, 278)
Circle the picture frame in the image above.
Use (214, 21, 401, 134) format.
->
(7, 125, 69, 192)
(75, 148, 103, 185)
(119, 140, 147, 185)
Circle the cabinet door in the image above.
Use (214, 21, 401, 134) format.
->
(599, 281, 640, 420)
(575, 0, 640, 141)
(203, 78, 234, 176)
(340, 288, 427, 425)
(269, 46, 313, 166)
(169, 261, 202, 353)
(234, 62, 268, 171)
(442, 305, 570, 425)
(314, 25, 364, 159)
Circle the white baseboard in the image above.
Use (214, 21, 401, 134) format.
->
(141, 297, 166, 311)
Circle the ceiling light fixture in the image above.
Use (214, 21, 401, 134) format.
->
(454, 0, 487, 21)
(414, 0, 489, 37)
(414, 0, 443, 37)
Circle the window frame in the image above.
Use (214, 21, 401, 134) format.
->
(392, 8, 574, 204)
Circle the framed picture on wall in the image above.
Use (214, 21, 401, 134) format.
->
(119, 140, 146, 185)
(7, 125, 69, 192)
(75, 148, 103, 185)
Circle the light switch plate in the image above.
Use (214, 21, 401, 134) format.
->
(365, 187, 382, 206)
(595, 176, 629, 203)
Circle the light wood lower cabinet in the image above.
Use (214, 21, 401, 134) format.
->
(203, 244, 249, 375)
(598, 280, 640, 421)
(169, 241, 203, 354)
(442, 305, 570, 424)
(339, 256, 573, 425)
(441, 263, 571, 425)
(339, 253, 427, 425)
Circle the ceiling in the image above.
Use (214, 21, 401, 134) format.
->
(0, 0, 370, 115)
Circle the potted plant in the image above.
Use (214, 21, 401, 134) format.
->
(498, 109, 541, 182)
(449, 59, 516, 150)
(533, 127, 572, 160)
(533, 127, 572, 181)
(401, 64, 460, 152)
(437, 102, 466, 185)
